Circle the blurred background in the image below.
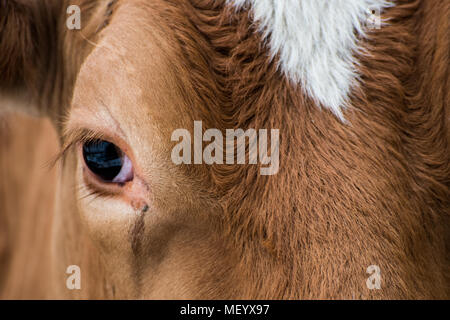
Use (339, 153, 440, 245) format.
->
(0, 105, 59, 299)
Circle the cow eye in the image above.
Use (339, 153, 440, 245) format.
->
(82, 140, 133, 183)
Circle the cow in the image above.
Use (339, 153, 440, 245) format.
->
(0, 0, 449, 299)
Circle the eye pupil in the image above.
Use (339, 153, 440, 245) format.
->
(83, 140, 123, 181)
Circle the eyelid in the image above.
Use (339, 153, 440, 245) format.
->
(56, 125, 132, 163)
(52, 128, 108, 166)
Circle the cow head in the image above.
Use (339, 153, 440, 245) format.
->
(1, 0, 449, 299)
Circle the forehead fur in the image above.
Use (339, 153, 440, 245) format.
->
(227, 0, 393, 120)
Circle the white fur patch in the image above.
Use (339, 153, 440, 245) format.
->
(228, 0, 393, 120)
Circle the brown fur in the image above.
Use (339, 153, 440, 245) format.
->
(0, 0, 448, 299)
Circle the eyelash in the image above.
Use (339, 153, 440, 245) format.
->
(54, 131, 107, 166)
(77, 182, 114, 202)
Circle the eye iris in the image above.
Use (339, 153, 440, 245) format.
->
(82, 140, 123, 181)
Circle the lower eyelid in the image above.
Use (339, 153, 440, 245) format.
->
(82, 165, 125, 197)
